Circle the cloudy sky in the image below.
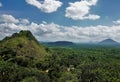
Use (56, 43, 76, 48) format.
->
(0, 0, 120, 43)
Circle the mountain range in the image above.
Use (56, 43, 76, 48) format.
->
(43, 38, 120, 46)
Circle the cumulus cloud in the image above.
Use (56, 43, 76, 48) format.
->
(19, 19, 30, 25)
(65, 0, 100, 20)
(0, 2, 2, 7)
(113, 19, 120, 24)
(0, 14, 120, 43)
(25, 0, 62, 13)
(0, 14, 30, 38)
(0, 14, 19, 23)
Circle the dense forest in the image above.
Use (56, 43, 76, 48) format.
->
(0, 31, 120, 82)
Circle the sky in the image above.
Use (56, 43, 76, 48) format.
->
(0, 0, 120, 43)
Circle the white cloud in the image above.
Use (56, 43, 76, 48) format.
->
(0, 14, 30, 38)
(65, 0, 100, 20)
(84, 14, 100, 20)
(0, 2, 2, 7)
(25, 0, 62, 13)
(1, 14, 120, 43)
(0, 14, 19, 23)
(19, 19, 30, 25)
(113, 19, 120, 24)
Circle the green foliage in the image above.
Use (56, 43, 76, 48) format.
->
(48, 47, 120, 82)
(0, 30, 120, 82)
(0, 30, 49, 61)
(0, 60, 50, 82)
(21, 77, 38, 82)
(59, 72, 78, 82)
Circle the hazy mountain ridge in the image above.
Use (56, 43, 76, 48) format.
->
(99, 39, 120, 45)
(42, 38, 120, 47)
(44, 41, 74, 46)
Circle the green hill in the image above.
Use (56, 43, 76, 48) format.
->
(0, 30, 49, 60)
(0, 30, 52, 82)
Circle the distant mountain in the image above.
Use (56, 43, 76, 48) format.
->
(45, 41, 74, 46)
(0, 30, 49, 60)
(99, 39, 120, 45)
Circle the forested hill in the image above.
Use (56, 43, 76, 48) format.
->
(0, 30, 52, 82)
(0, 30, 49, 60)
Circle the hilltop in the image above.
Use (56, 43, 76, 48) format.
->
(99, 38, 120, 45)
(0, 30, 49, 60)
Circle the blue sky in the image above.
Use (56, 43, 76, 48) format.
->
(1, 0, 120, 26)
(0, 0, 120, 42)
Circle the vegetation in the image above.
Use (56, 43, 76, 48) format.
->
(0, 30, 120, 82)
(0, 30, 49, 60)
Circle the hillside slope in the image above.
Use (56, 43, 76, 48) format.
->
(0, 30, 52, 82)
(0, 30, 49, 60)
